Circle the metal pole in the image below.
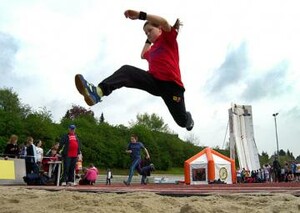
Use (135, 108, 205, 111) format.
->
(272, 113, 279, 155)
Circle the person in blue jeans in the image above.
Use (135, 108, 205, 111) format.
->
(123, 134, 155, 186)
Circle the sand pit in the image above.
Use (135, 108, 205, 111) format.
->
(0, 186, 299, 213)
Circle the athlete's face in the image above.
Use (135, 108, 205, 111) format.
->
(143, 24, 162, 43)
(130, 136, 137, 143)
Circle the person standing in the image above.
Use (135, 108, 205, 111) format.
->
(123, 134, 154, 186)
(35, 139, 44, 168)
(236, 168, 242, 183)
(59, 124, 82, 186)
(273, 156, 281, 183)
(25, 136, 38, 175)
(106, 168, 113, 185)
(19, 141, 27, 159)
(75, 9, 194, 131)
(263, 164, 271, 183)
(4, 134, 19, 158)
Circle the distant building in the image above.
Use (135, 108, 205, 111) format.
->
(229, 104, 260, 171)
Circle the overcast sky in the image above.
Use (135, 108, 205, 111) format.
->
(1, 0, 299, 157)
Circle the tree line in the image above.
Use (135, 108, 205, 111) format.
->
(1, 88, 298, 171)
(0, 88, 203, 170)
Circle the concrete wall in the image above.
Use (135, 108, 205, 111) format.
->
(0, 158, 26, 185)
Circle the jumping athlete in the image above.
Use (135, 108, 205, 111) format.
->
(75, 9, 194, 131)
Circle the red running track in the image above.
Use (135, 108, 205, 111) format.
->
(26, 182, 300, 196)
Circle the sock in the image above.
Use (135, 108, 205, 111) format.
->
(96, 87, 103, 97)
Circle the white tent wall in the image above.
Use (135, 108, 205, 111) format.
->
(213, 154, 232, 184)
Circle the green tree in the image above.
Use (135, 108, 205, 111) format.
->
(23, 107, 57, 148)
(0, 88, 28, 151)
(0, 88, 25, 137)
(0, 88, 214, 172)
(259, 151, 269, 166)
(130, 112, 170, 132)
(286, 149, 294, 159)
(278, 149, 286, 156)
(63, 105, 94, 119)
(0, 88, 22, 112)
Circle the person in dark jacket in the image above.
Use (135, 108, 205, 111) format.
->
(59, 124, 82, 186)
(25, 136, 39, 175)
(273, 156, 281, 182)
(4, 134, 19, 158)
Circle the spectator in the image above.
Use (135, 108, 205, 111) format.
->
(290, 161, 297, 181)
(45, 142, 60, 157)
(273, 157, 281, 182)
(79, 164, 99, 185)
(35, 139, 44, 168)
(295, 163, 300, 181)
(25, 136, 39, 175)
(75, 153, 83, 179)
(263, 164, 271, 183)
(241, 168, 246, 183)
(140, 157, 154, 184)
(236, 168, 242, 183)
(42, 147, 59, 173)
(4, 134, 19, 158)
(106, 168, 113, 185)
(19, 141, 27, 159)
(59, 124, 82, 186)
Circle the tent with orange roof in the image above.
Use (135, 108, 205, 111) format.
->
(184, 147, 236, 184)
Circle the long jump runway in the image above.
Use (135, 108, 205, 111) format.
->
(26, 182, 300, 196)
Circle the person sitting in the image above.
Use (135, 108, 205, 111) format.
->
(79, 164, 99, 185)
(45, 142, 60, 157)
(140, 157, 155, 185)
(42, 148, 59, 173)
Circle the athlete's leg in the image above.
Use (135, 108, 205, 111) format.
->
(75, 65, 160, 106)
(126, 158, 141, 184)
(99, 65, 160, 96)
(158, 81, 194, 130)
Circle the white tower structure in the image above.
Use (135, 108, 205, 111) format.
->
(228, 104, 260, 171)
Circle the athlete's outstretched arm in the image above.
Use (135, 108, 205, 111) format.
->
(124, 9, 171, 32)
